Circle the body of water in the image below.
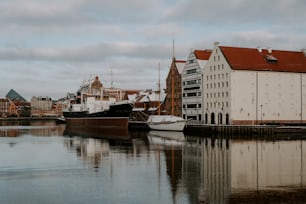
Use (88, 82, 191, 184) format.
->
(0, 121, 306, 203)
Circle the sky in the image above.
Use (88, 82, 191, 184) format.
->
(0, 0, 305, 100)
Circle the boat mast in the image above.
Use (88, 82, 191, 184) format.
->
(158, 63, 161, 115)
(171, 40, 175, 115)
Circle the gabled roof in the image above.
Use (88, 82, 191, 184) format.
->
(194, 50, 212, 60)
(6, 89, 27, 102)
(175, 60, 186, 74)
(220, 46, 306, 73)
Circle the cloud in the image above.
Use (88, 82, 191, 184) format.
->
(0, 0, 305, 100)
(162, 0, 306, 25)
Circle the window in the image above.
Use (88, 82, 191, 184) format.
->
(189, 59, 194, 64)
(187, 104, 197, 108)
(265, 55, 278, 64)
(186, 69, 196, 74)
(187, 92, 197, 97)
(187, 80, 197, 85)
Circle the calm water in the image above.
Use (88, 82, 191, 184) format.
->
(1, 121, 306, 204)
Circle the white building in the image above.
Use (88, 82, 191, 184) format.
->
(203, 43, 306, 125)
(182, 49, 211, 121)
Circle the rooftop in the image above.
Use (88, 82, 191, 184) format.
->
(220, 46, 306, 73)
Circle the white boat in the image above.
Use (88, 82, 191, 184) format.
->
(147, 115, 186, 131)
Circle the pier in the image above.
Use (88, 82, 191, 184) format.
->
(184, 123, 306, 140)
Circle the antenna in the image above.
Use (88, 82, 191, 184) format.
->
(110, 66, 114, 88)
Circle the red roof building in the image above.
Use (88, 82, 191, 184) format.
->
(203, 44, 306, 125)
(182, 49, 212, 121)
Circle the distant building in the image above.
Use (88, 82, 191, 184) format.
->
(0, 98, 9, 117)
(165, 58, 186, 117)
(203, 43, 306, 125)
(128, 89, 166, 121)
(6, 89, 27, 102)
(1, 89, 30, 117)
(31, 96, 53, 116)
(182, 49, 212, 121)
(14, 101, 31, 117)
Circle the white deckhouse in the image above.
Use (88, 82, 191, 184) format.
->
(203, 43, 306, 125)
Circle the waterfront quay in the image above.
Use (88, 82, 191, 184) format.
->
(128, 119, 306, 140)
(184, 123, 306, 139)
(2, 117, 306, 140)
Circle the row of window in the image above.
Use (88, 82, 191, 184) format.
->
(206, 91, 229, 99)
(206, 81, 229, 89)
(206, 72, 229, 81)
(206, 101, 229, 109)
(209, 64, 224, 72)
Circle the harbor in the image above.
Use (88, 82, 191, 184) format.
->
(1, 121, 306, 204)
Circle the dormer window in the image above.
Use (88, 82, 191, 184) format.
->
(265, 55, 278, 64)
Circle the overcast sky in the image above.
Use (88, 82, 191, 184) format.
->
(0, 0, 305, 100)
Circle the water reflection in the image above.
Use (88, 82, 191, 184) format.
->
(183, 137, 306, 203)
(1, 121, 306, 204)
(64, 137, 110, 169)
(0, 120, 65, 137)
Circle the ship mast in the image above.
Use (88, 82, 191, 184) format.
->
(110, 66, 114, 89)
(171, 40, 175, 115)
(158, 63, 161, 115)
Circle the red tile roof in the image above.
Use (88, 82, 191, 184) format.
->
(220, 46, 306, 73)
(194, 50, 212, 60)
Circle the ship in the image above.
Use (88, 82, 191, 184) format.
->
(63, 76, 133, 135)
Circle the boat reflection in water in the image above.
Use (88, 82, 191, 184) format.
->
(147, 130, 185, 147)
(64, 125, 130, 141)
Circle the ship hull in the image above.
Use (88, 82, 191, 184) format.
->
(65, 117, 129, 138)
(147, 115, 186, 131)
(63, 102, 133, 118)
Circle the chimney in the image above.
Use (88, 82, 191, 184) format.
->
(257, 46, 262, 53)
(267, 47, 272, 54)
(301, 48, 306, 57)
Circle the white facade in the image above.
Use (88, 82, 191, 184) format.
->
(203, 45, 306, 125)
(203, 46, 230, 124)
(182, 50, 209, 121)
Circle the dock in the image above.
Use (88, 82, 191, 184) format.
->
(184, 123, 306, 140)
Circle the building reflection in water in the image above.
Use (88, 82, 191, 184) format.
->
(183, 136, 306, 204)
(64, 137, 110, 169)
(0, 120, 65, 137)
(62, 130, 306, 203)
